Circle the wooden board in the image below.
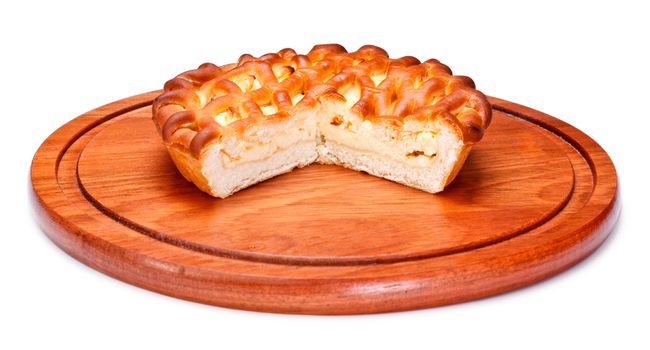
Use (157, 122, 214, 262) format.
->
(30, 91, 620, 314)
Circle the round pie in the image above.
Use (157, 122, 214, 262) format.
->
(152, 44, 492, 198)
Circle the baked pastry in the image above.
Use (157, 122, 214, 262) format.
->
(152, 44, 491, 198)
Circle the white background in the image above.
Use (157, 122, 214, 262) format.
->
(2, 1, 648, 348)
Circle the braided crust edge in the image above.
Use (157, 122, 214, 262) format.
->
(152, 44, 491, 158)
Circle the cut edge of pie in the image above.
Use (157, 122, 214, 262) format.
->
(152, 44, 492, 198)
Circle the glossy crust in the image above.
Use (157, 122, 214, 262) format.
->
(152, 44, 492, 158)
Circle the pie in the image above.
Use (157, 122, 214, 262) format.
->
(152, 44, 492, 198)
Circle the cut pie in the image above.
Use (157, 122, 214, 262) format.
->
(152, 44, 492, 198)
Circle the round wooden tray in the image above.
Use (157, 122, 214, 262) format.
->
(30, 91, 619, 314)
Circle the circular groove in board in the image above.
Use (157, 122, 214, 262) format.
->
(30, 91, 620, 314)
(76, 108, 575, 266)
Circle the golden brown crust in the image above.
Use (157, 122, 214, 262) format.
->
(165, 145, 214, 196)
(152, 44, 491, 158)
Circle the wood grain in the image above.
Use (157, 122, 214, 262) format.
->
(30, 91, 620, 314)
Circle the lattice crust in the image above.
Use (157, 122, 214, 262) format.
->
(152, 44, 491, 157)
